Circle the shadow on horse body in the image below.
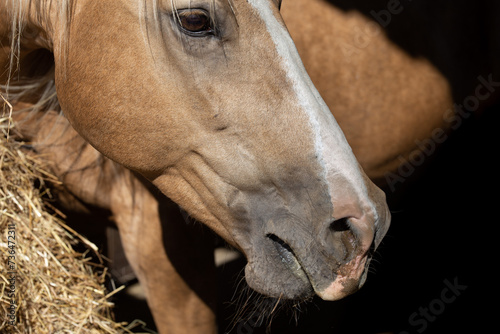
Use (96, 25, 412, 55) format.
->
(283, 0, 499, 189)
(1, 0, 498, 333)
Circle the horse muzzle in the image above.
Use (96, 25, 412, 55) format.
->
(244, 202, 391, 301)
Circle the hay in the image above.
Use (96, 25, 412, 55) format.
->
(0, 99, 133, 333)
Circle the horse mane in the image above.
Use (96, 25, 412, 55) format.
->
(2, 0, 74, 116)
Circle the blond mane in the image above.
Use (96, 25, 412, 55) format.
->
(2, 0, 75, 115)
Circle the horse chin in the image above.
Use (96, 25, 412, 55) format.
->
(244, 260, 315, 300)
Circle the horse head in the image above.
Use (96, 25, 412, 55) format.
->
(10, 0, 390, 301)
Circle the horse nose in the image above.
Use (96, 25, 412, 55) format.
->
(326, 195, 379, 253)
(264, 207, 384, 301)
(313, 195, 390, 301)
(325, 213, 375, 264)
(258, 177, 390, 300)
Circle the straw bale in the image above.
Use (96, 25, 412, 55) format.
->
(0, 99, 135, 333)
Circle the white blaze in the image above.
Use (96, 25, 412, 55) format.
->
(247, 0, 368, 208)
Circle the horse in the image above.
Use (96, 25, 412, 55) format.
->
(4, 0, 498, 332)
(1, 1, 392, 333)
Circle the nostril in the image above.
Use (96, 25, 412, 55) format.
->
(327, 217, 358, 261)
(267, 234, 295, 256)
(266, 234, 311, 286)
(267, 234, 300, 268)
(329, 217, 351, 232)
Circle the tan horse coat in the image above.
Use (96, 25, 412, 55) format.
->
(2, 0, 498, 333)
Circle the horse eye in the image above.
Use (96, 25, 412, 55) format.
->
(178, 10, 213, 35)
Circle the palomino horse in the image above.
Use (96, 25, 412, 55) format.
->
(1, 0, 391, 333)
(4, 0, 497, 332)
